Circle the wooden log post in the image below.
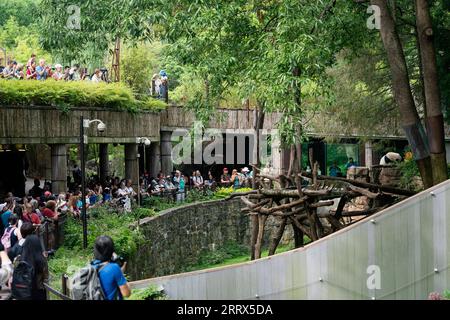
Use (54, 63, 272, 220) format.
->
(254, 214, 268, 259)
(268, 217, 287, 256)
(293, 224, 304, 248)
(250, 214, 259, 261)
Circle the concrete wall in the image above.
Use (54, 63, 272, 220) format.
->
(130, 180, 450, 300)
(127, 198, 293, 281)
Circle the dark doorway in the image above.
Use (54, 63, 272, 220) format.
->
(0, 148, 28, 198)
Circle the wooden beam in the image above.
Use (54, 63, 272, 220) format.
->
(300, 172, 415, 196)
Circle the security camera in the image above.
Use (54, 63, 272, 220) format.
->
(144, 138, 151, 146)
(97, 122, 106, 133)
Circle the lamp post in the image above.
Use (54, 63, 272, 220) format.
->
(80, 116, 106, 249)
(136, 137, 151, 206)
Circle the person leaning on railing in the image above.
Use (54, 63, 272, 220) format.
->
(40, 201, 59, 250)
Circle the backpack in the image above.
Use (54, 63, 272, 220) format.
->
(11, 258, 35, 300)
(70, 263, 107, 300)
(1, 227, 15, 251)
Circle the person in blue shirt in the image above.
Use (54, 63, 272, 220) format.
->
(345, 157, 357, 170)
(92, 235, 131, 300)
(1, 199, 15, 229)
(36, 59, 49, 80)
(329, 161, 342, 177)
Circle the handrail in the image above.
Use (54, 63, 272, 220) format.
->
(44, 274, 72, 300)
(44, 283, 72, 300)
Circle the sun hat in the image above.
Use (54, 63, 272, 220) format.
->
(242, 167, 250, 173)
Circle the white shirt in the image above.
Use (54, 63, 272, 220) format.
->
(91, 73, 102, 83)
(125, 186, 136, 196)
(193, 176, 204, 185)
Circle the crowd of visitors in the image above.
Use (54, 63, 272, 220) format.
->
(0, 215, 129, 300)
(0, 165, 252, 299)
(1, 54, 169, 101)
(141, 166, 253, 201)
(0, 54, 108, 83)
(0, 192, 53, 300)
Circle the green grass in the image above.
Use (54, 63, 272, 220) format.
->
(181, 238, 310, 273)
(0, 79, 167, 113)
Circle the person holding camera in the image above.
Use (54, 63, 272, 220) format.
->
(92, 236, 131, 300)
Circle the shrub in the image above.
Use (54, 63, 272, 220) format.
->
(0, 79, 166, 113)
(212, 187, 253, 199)
(127, 285, 168, 300)
(48, 206, 156, 289)
(443, 290, 450, 300)
(396, 160, 422, 192)
(61, 206, 154, 259)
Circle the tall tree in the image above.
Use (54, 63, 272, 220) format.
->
(369, 0, 447, 187)
(415, 0, 448, 184)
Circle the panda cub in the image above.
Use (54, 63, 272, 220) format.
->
(379, 152, 403, 166)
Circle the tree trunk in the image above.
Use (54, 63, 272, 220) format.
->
(250, 214, 259, 261)
(415, 0, 448, 184)
(252, 102, 265, 189)
(371, 0, 433, 188)
(268, 217, 287, 256)
(254, 214, 267, 259)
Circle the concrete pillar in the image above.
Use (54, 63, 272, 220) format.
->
(125, 144, 139, 191)
(365, 141, 373, 168)
(160, 131, 173, 175)
(99, 144, 109, 184)
(51, 144, 67, 195)
(149, 141, 161, 178)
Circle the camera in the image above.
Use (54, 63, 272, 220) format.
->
(45, 249, 56, 258)
(111, 253, 125, 267)
(97, 122, 106, 133)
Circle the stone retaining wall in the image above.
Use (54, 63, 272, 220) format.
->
(128, 198, 293, 280)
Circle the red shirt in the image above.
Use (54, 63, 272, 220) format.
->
(23, 212, 41, 225)
(42, 208, 57, 219)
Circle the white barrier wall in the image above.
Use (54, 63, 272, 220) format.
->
(130, 180, 450, 300)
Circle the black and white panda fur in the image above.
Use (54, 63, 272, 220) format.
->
(379, 152, 403, 166)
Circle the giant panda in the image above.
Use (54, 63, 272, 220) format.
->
(379, 152, 403, 166)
